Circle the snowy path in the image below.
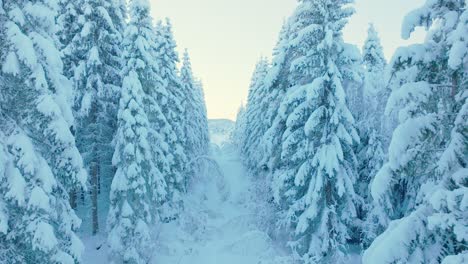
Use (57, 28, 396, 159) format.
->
(82, 121, 360, 263)
(154, 144, 291, 264)
(82, 132, 292, 263)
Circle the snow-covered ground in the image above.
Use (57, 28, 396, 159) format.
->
(82, 121, 361, 263)
(152, 139, 293, 264)
(82, 121, 292, 263)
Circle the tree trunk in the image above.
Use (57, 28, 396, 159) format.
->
(81, 187, 85, 204)
(92, 162, 99, 235)
(69, 189, 77, 209)
(451, 71, 458, 99)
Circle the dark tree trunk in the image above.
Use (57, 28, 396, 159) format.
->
(69, 189, 77, 209)
(92, 162, 99, 235)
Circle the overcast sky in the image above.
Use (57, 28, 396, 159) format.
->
(151, 0, 426, 120)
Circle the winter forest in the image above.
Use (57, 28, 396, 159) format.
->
(0, 0, 466, 263)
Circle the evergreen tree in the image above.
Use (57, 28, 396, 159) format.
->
(114, 1, 171, 221)
(58, 0, 125, 234)
(232, 103, 247, 148)
(285, 1, 360, 262)
(180, 50, 210, 179)
(107, 70, 153, 264)
(0, 0, 87, 262)
(241, 57, 270, 173)
(58, 0, 84, 81)
(260, 0, 362, 262)
(108, 0, 127, 36)
(364, 0, 467, 262)
(357, 24, 388, 247)
(154, 19, 188, 219)
(107, 1, 160, 262)
(361, 23, 388, 131)
(261, 20, 295, 199)
(193, 79, 210, 156)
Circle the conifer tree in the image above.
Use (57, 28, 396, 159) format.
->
(262, 0, 361, 262)
(193, 79, 210, 156)
(0, 0, 87, 262)
(114, 3, 171, 220)
(107, 0, 160, 262)
(154, 20, 188, 218)
(357, 24, 389, 247)
(180, 50, 210, 179)
(241, 57, 270, 173)
(261, 20, 295, 189)
(58, 0, 125, 234)
(287, 1, 360, 262)
(107, 70, 153, 263)
(364, 0, 467, 262)
(233, 104, 247, 147)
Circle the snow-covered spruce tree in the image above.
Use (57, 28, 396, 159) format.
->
(57, 0, 84, 74)
(107, 1, 163, 262)
(364, 1, 467, 263)
(0, 0, 87, 262)
(193, 79, 210, 155)
(264, 0, 361, 262)
(260, 21, 295, 203)
(241, 57, 270, 173)
(180, 50, 210, 178)
(107, 70, 153, 263)
(232, 104, 247, 148)
(58, 0, 125, 234)
(361, 23, 388, 134)
(356, 24, 389, 247)
(264, 9, 325, 216)
(358, 129, 386, 247)
(101, 0, 127, 185)
(113, 0, 171, 224)
(56, 0, 86, 211)
(154, 19, 188, 219)
(108, 0, 127, 36)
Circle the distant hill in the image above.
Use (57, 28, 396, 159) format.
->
(208, 119, 235, 146)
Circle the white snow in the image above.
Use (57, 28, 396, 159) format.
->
(82, 125, 294, 264)
(80, 122, 364, 264)
(31, 221, 59, 252)
(150, 142, 293, 264)
(208, 119, 235, 146)
(28, 186, 50, 211)
(2, 51, 20, 75)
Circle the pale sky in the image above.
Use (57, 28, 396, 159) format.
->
(151, 0, 426, 120)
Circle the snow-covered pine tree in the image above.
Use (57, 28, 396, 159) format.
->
(107, 1, 162, 262)
(101, 0, 127, 193)
(356, 24, 389, 247)
(57, 0, 87, 215)
(364, 0, 467, 263)
(57, 0, 84, 77)
(358, 129, 387, 247)
(108, 0, 127, 36)
(154, 19, 188, 219)
(58, 0, 125, 234)
(263, 10, 326, 217)
(264, 0, 361, 262)
(180, 50, 210, 179)
(241, 57, 270, 173)
(361, 23, 388, 132)
(0, 0, 87, 262)
(107, 70, 153, 263)
(232, 104, 247, 148)
(260, 20, 296, 206)
(193, 79, 210, 156)
(110, 0, 172, 223)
